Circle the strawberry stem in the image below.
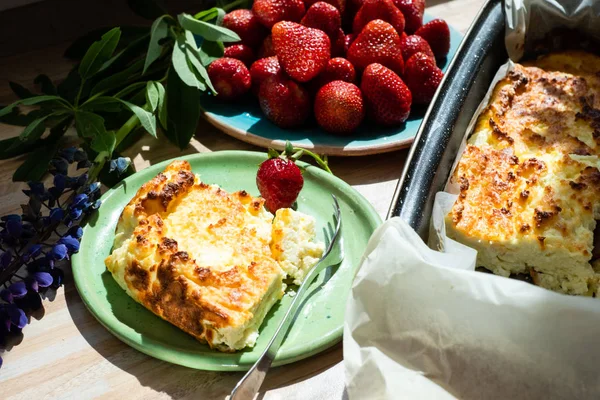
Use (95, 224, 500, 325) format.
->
(290, 146, 333, 174)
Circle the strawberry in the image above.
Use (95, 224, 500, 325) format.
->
(258, 75, 311, 128)
(257, 157, 304, 212)
(313, 57, 357, 89)
(224, 44, 255, 67)
(304, 0, 346, 13)
(301, 2, 345, 55)
(332, 28, 347, 56)
(257, 35, 276, 58)
(272, 21, 331, 82)
(347, 19, 404, 76)
(315, 81, 365, 134)
(415, 19, 451, 59)
(353, 0, 405, 35)
(404, 52, 443, 104)
(257, 142, 332, 212)
(249, 56, 282, 94)
(393, 0, 424, 34)
(301, 1, 341, 37)
(252, 0, 306, 29)
(400, 31, 407, 41)
(400, 34, 435, 62)
(207, 58, 251, 100)
(222, 9, 269, 47)
(361, 63, 412, 125)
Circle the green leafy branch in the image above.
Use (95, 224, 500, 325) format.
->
(0, 0, 245, 184)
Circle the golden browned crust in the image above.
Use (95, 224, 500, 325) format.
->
(105, 161, 284, 350)
(446, 51, 600, 294)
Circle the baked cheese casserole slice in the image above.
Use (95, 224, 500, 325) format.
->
(105, 160, 324, 351)
(446, 51, 600, 295)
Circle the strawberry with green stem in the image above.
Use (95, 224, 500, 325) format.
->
(257, 141, 332, 212)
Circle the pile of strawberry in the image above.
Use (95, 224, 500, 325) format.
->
(207, 0, 450, 135)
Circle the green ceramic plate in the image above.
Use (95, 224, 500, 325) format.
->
(72, 151, 381, 371)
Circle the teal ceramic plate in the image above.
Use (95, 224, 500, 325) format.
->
(72, 151, 381, 371)
(200, 14, 463, 156)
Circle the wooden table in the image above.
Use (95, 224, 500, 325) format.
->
(0, 0, 484, 398)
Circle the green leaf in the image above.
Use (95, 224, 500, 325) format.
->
(120, 100, 157, 137)
(155, 82, 167, 128)
(18, 115, 52, 143)
(146, 81, 160, 111)
(215, 8, 226, 26)
(199, 40, 224, 66)
(177, 13, 240, 43)
(91, 130, 116, 154)
(80, 96, 124, 112)
(0, 116, 71, 160)
(90, 58, 144, 95)
(144, 15, 170, 74)
(194, 7, 220, 21)
(79, 27, 122, 80)
(64, 26, 150, 60)
(33, 75, 57, 95)
(0, 96, 68, 118)
(172, 33, 204, 90)
(9, 82, 36, 99)
(165, 67, 200, 149)
(96, 33, 150, 76)
(183, 30, 215, 92)
(127, 0, 166, 20)
(114, 81, 148, 99)
(0, 107, 46, 126)
(12, 138, 61, 182)
(75, 111, 107, 138)
(57, 66, 82, 102)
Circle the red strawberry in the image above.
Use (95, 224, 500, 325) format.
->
(257, 35, 276, 58)
(404, 52, 443, 104)
(257, 157, 304, 212)
(353, 0, 405, 35)
(313, 57, 357, 89)
(400, 34, 435, 62)
(252, 0, 306, 29)
(272, 21, 331, 82)
(301, 1, 341, 36)
(393, 0, 424, 33)
(361, 63, 412, 125)
(347, 19, 404, 76)
(400, 31, 407, 41)
(304, 0, 346, 13)
(315, 81, 365, 134)
(207, 58, 251, 101)
(249, 56, 282, 94)
(332, 28, 347, 56)
(415, 19, 451, 59)
(224, 44, 255, 67)
(258, 75, 311, 128)
(222, 10, 269, 47)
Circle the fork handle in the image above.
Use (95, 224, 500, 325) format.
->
(229, 261, 323, 399)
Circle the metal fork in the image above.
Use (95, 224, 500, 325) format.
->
(230, 194, 344, 400)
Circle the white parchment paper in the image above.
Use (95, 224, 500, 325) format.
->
(344, 0, 600, 398)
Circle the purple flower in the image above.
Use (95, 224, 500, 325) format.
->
(67, 226, 83, 239)
(50, 244, 68, 261)
(69, 207, 83, 220)
(34, 272, 53, 288)
(53, 174, 67, 190)
(74, 148, 87, 162)
(77, 173, 88, 187)
(27, 181, 46, 198)
(49, 208, 64, 223)
(25, 244, 42, 258)
(72, 193, 88, 208)
(51, 158, 69, 175)
(58, 147, 77, 163)
(8, 281, 27, 298)
(6, 304, 27, 329)
(50, 268, 64, 288)
(28, 278, 39, 293)
(58, 235, 79, 253)
(6, 218, 22, 238)
(87, 182, 100, 195)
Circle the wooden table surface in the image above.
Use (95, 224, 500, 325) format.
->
(0, 0, 484, 398)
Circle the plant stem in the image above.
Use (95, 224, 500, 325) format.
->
(74, 79, 86, 107)
(222, 0, 246, 12)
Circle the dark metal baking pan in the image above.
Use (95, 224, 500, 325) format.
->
(387, 0, 507, 239)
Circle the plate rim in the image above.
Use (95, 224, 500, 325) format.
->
(72, 150, 382, 371)
(201, 13, 464, 156)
